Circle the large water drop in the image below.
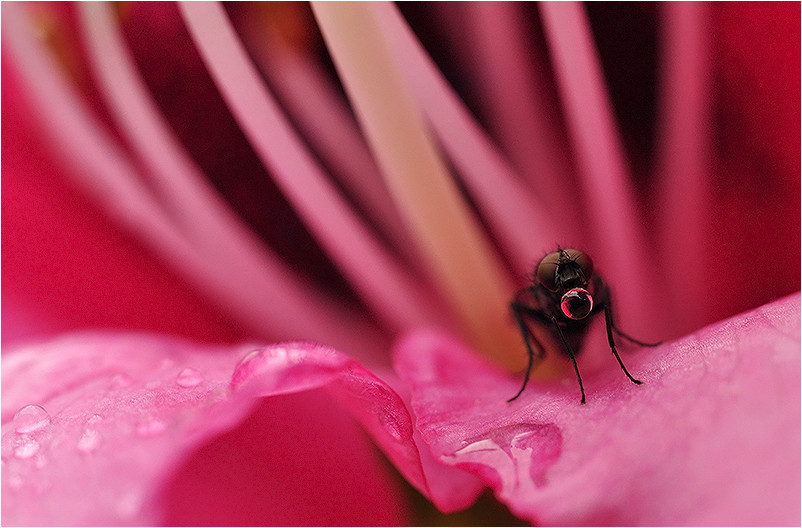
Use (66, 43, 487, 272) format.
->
(175, 367, 203, 388)
(13, 405, 51, 434)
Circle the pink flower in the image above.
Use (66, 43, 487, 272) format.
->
(3, 2, 799, 525)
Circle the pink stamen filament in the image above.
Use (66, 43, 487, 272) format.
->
(540, 2, 658, 337)
(374, 2, 574, 272)
(654, 3, 712, 333)
(3, 3, 387, 362)
(179, 2, 451, 335)
(312, 2, 527, 370)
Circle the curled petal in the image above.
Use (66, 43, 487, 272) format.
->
(1, 335, 413, 525)
(227, 340, 483, 511)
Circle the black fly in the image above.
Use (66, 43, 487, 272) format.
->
(508, 248, 660, 404)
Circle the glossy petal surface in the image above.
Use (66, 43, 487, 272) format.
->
(1, 335, 410, 525)
(395, 294, 801, 525)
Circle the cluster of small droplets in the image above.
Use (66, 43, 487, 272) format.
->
(8, 364, 206, 466)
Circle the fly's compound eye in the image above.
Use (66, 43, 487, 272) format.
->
(560, 288, 593, 320)
(536, 248, 594, 291)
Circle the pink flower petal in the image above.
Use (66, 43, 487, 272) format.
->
(395, 293, 801, 525)
(226, 339, 483, 512)
(1, 335, 411, 525)
(159, 390, 410, 526)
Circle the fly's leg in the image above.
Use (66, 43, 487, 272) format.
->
(603, 290, 661, 347)
(603, 304, 643, 385)
(548, 315, 587, 404)
(613, 327, 662, 347)
(507, 302, 547, 402)
(593, 293, 662, 347)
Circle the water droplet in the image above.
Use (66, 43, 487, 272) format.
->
(13, 405, 50, 434)
(14, 435, 40, 459)
(87, 414, 103, 425)
(231, 349, 264, 388)
(110, 374, 133, 389)
(78, 428, 101, 453)
(136, 418, 166, 437)
(238, 349, 262, 367)
(175, 367, 203, 388)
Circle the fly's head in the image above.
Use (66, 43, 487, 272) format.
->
(536, 248, 595, 320)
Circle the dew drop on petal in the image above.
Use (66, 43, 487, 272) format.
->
(78, 428, 101, 454)
(14, 435, 40, 459)
(238, 349, 262, 368)
(136, 418, 167, 437)
(231, 349, 264, 387)
(13, 405, 51, 434)
(175, 367, 203, 388)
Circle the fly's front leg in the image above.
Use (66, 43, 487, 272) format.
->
(548, 315, 586, 404)
(507, 302, 547, 402)
(613, 327, 662, 348)
(602, 304, 643, 385)
(603, 294, 662, 347)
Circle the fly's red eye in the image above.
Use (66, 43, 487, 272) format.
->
(561, 288, 593, 320)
